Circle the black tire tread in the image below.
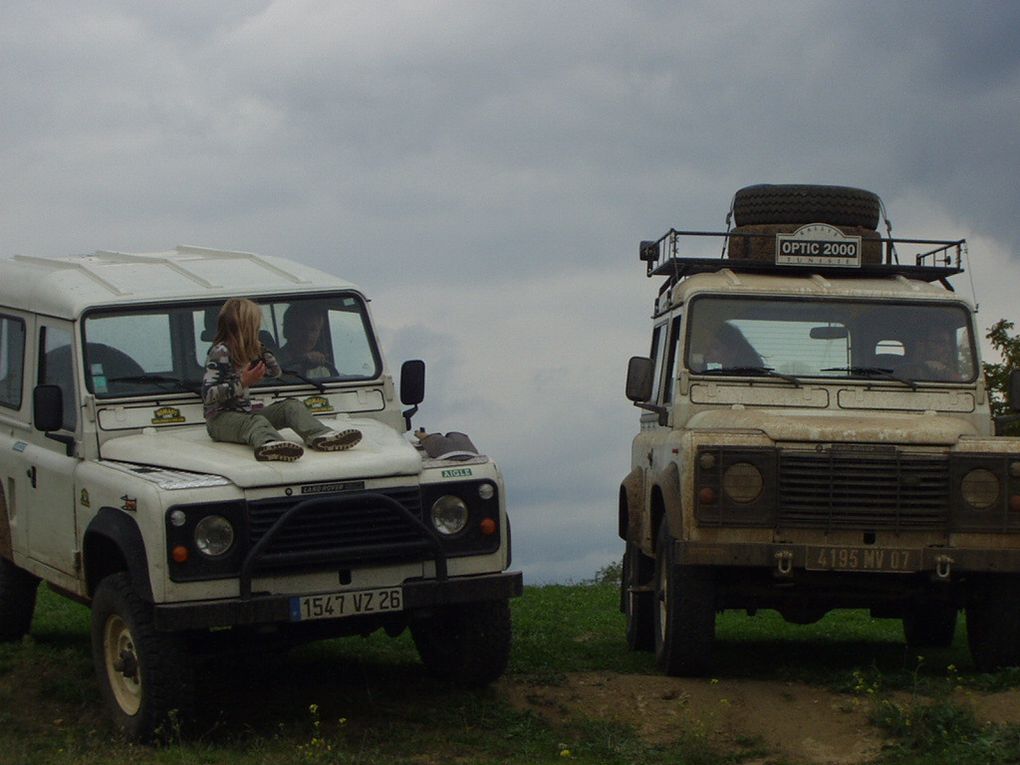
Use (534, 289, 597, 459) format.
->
(90, 572, 195, 742)
(966, 579, 1020, 672)
(0, 557, 40, 641)
(623, 542, 654, 652)
(733, 184, 882, 229)
(411, 599, 511, 686)
(653, 520, 716, 676)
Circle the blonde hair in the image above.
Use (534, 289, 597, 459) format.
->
(215, 298, 263, 367)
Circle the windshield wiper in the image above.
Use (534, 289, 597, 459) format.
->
(279, 369, 327, 393)
(106, 375, 202, 393)
(699, 366, 802, 386)
(821, 366, 917, 390)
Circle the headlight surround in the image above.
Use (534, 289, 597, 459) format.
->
(695, 446, 776, 527)
(722, 462, 764, 503)
(430, 495, 469, 536)
(194, 514, 235, 557)
(961, 468, 1000, 510)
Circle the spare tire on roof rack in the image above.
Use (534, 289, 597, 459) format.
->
(732, 184, 882, 230)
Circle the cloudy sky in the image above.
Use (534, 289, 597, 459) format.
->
(3, 1, 1020, 582)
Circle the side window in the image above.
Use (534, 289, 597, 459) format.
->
(649, 323, 666, 401)
(0, 315, 26, 410)
(39, 325, 77, 431)
(659, 316, 682, 404)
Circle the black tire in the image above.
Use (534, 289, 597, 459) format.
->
(966, 578, 1020, 672)
(732, 184, 882, 230)
(0, 557, 40, 641)
(411, 599, 511, 686)
(653, 520, 715, 676)
(903, 602, 958, 648)
(622, 542, 654, 652)
(90, 572, 195, 742)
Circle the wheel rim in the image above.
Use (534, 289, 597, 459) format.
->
(103, 614, 142, 716)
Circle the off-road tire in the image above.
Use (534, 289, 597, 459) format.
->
(0, 557, 40, 641)
(410, 599, 511, 686)
(902, 602, 958, 648)
(732, 184, 882, 230)
(622, 541, 654, 652)
(966, 578, 1020, 672)
(653, 520, 716, 676)
(90, 572, 195, 742)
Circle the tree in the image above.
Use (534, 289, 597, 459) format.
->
(984, 318, 1020, 434)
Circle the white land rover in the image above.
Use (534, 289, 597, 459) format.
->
(621, 184, 1020, 677)
(0, 246, 521, 740)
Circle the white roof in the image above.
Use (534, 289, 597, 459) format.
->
(0, 246, 360, 319)
(669, 268, 972, 307)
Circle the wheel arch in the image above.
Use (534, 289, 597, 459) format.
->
(650, 462, 682, 552)
(83, 507, 153, 602)
(619, 467, 644, 541)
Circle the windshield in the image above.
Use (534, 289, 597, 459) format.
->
(82, 294, 381, 398)
(684, 296, 976, 383)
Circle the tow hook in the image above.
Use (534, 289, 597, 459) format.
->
(934, 554, 954, 581)
(774, 549, 793, 577)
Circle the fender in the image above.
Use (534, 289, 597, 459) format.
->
(650, 461, 683, 545)
(83, 507, 153, 602)
(619, 466, 644, 541)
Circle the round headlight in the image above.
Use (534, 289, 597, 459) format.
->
(961, 468, 999, 510)
(194, 515, 235, 557)
(722, 462, 763, 503)
(431, 495, 469, 535)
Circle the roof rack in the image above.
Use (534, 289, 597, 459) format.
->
(639, 229, 966, 287)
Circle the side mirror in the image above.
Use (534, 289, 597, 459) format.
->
(1010, 369, 1020, 412)
(625, 356, 655, 402)
(33, 384, 64, 432)
(400, 359, 425, 431)
(400, 359, 426, 406)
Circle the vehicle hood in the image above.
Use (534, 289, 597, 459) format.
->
(685, 408, 979, 446)
(99, 416, 422, 488)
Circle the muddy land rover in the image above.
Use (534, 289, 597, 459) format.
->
(620, 184, 1020, 676)
(0, 246, 521, 740)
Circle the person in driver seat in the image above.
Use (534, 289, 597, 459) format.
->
(690, 321, 763, 371)
(279, 303, 336, 378)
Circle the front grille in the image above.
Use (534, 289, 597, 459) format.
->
(778, 451, 949, 530)
(246, 486, 429, 570)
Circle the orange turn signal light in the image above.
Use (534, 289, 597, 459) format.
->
(479, 518, 497, 536)
(698, 487, 718, 505)
(172, 545, 189, 563)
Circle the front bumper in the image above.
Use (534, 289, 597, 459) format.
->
(153, 570, 523, 632)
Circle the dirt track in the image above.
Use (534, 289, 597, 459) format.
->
(505, 671, 1020, 764)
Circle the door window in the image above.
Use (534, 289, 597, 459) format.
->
(39, 325, 77, 431)
(0, 315, 26, 409)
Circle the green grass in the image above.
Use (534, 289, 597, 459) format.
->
(1, 582, 1019, 764)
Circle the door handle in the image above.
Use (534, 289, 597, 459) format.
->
(26, 466, 36, 489)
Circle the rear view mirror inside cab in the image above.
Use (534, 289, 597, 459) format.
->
(809, 325, 849, 340)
